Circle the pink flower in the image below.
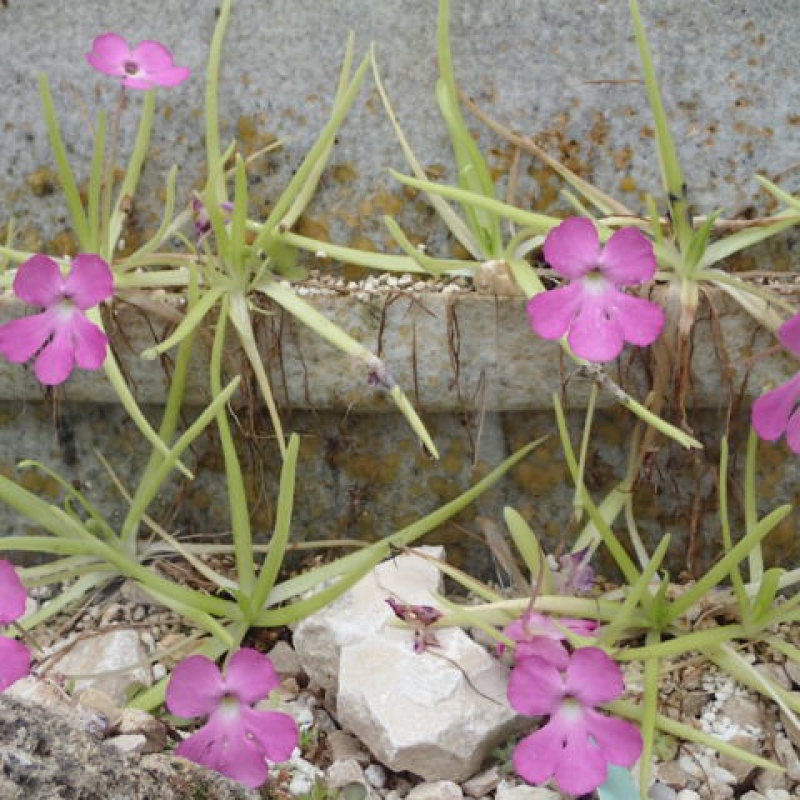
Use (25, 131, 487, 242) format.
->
(0, 254, 113, 385)
(528, 217, 664, 362)
(165, 648, 298, 788)
(509, 647, 642, 796)
(501, 611, 598, 669)
(86, 33, 190, 89)
(0, 560, 31, 692)
(752, 314, 800, 452)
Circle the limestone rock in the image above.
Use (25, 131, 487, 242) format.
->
(293, 546, 444, 694)
(45, 629, 152, 705)
(337, 626, 518, 781)
(495, 783, 562, 800)
(406, 780, 464, 800)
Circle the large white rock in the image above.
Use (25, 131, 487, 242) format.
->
(294, 547, 520, 782)
(45, 630, 152, 705)
(337, 626, 518, 781)
(293, 546, 445, 694)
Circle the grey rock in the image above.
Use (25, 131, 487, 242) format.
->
(268, 640, 304, 679)
(406, 780, 464, 800)
(494, 784, 562, 800)
(325, 758, 375, 797)
(754, 767, 789, 793)
(774, 734, 800, 782)
(649, 782, 678, 800)
(115, 707, 168, 754)
(0, 694, 259, 799)
(107, 733, 149, 756)
(45, 629, 152, 705)
(326, 729, 372, 765)
(337, 624, 518, 781)
(461, 765, 502, 798)
(294, 546, 445, 694)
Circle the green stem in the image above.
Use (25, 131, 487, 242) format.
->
(211, 297, 256, 592)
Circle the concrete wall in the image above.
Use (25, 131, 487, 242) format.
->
(0, 1, 798, 574)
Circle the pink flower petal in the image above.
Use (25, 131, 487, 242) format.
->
(598, 227, 657, 286)
(514, 637, 571, 669)
(13, 255, 64, 307)
(527, 282, 583, 341)
(224, 648, 280, 704)
(543, 217, 601, 279)
(778, 313, 800, 357)
(68, 313, 108, 371)
(0, 560, 27, 624)
(564, 647, 624, 706)
(785, 409, 800, 453)
(553, 721, 610, 795)
(751, 373, 800, 443)
(131, 40, 175, 73)
(176, 715, 268, 788)
(583, 708, 643, 767)
(166, 655, 225, 718)
(512, 720, 567, 787)
(507, 656, 564, 717)
(609, 292, 665, 347)
(0, 637, 30, 691)
(149, 66, 191, 87)
(64, 255, 114, 309)
(238, 707, 298, 762)
(0, 312, 58, 364)
(563, 617, 600, 637)
(176, 707, 297, 788)
(567, 289, 626, 362)
(86, 33, 131, 76)
(122, 76, 159, 90)
(33, 322, 76, 385)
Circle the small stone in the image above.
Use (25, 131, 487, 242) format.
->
(107, 733, 148, 755)
(676, 791, 701, 800)
(754, 767, 789, 793)
(326, 759, 367, 791)
(495, 784, 561, 800)
(784, 659, 800, 687)
(268, 641, 304, 679)
(649, 782, 678, 800)
(719, 695, 763, 729)
(754, 662, 792, 691)
(658, 760, 691, 788)
(763, 791, 791, 800)
(48, 630, 152, 705)
(115, 708, 168, 753)
(780, 703, 800, 750)
(363, 764, 386, 789)
(326, 730, 371, 765)
(739, 793, 767, 800)
(717, 733, 761, 783)
(406, 780, 463, 800)
(462, 766, 501, 797)
(774, 735, 800, 781)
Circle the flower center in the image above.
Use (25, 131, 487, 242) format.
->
(559, 696, 584, 721)
(216, 693, 241, 722)
(123, 60, 140, 76)
(582, 268, 609, 295)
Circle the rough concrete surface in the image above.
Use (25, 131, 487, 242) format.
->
(0, 1, 798, 251)
(0, 693, 259, 800)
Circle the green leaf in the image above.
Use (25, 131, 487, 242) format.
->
(503, 507, 551, 591)
(684, 209, 722, 274)
(750, 567, 784, 623)
(628, 0, 692, 251)
(38, 74, 90, 249)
